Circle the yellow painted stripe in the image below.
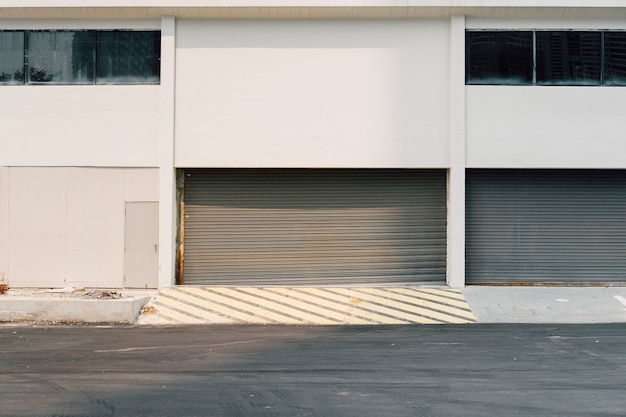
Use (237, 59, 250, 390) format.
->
(327, 288, 446, 324)
(138, 309, 177, 325)
(420, 288, 468, 303)
(237, 288, 343, 325)
(151, 298, 207, 324)
(357, 288, 475, 323)
(205, 287, 304, 324)
(428, 288, 465, 298)
(180, 287, 275, 324)
(182, 286, 287, 324)
(268, 288, 374, 325)
(161, 289, 238, 324)
(290, 288, 410, 324)
(139, 287, 477, 326)
(390, 289, 475, 321)
(388, 288, 472, 309)
(369, 288, 473, 315)
(299, 288, 416, 324)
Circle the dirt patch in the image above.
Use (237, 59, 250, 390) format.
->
(1, 287, 132, 299)
(141, 305, 158, 315)
(84, 290, 123, 300)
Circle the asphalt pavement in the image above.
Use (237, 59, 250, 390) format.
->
(2, 323, 626, 417)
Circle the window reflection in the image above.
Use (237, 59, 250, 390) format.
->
(466, 30, 626, 86)
(0, 30, 160, 85)
(536, 32, 601, 85)
(96, 31, 160, 84)
(466, 31, 533, 85)
(604, 32, 626, 86)
(28, 31, 95, 84)
(0, 31, 25, 84)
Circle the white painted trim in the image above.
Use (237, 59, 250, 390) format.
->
(447, 15, 466, 289)
(0, 167, 9, 286)
(157, 16, 176, 288)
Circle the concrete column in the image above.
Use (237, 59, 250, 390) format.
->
(0, 167, 9, 286)
(158, 15, 176, 288)
(447, 15, 466, 288)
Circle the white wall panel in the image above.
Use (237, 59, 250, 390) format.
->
(124, 168, 159, 201)
(467, 86, 626, 168)
(0, 167, 10, 285)
(5, 167, 157, 288)
(175, 19, 450, 168)
(66, 168, 124, 288)
(8, 168, 67, 287)
(0, 87, 159, 167)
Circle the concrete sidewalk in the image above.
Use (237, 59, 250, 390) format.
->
(1, 286, 626, 325)
(464, 286, 626, 324)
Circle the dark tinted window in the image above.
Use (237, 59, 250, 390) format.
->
(466, 31, 533, 85)
(0, 31, 25, 84)
(604, 32, 626, 86)
(96, 31, 160, 84)
(535, 31, 601, 85)
(0, 30, 160, 85)
(28, 31, 95, 84)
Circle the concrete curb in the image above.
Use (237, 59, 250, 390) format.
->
(0, 295, 152, 324)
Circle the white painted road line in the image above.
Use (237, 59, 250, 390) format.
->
(613, 295, 626, 311)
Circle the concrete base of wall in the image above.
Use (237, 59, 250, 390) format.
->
(0, 293, 152, 324)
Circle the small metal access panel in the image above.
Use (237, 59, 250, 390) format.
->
(124, 201, 159, 289)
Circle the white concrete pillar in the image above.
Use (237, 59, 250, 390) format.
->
(158, 15, 176, 288)
(0, 167, 9, 286)
(447, 15, 466, 288)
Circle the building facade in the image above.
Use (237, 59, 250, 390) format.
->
(2, 1, 626, 290)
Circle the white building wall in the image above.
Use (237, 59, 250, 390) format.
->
(0, 86, 160, 167)
(0, 167, 10, 286)
(3, 8, 626, 289)
(466, 17, 626, 169)
(466, 87, 626, 168)
(0, 18, 164, 288)
(175, 19, 451, 168)
(0, 19, 161, 168)
(5, 167, 158, 288)
(8, 168, 67, 288)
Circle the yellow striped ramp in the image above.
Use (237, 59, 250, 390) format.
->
(137, 287, 476, 325)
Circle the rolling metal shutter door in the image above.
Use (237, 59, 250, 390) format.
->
(466, 169, 626, 283)
(183, 169, 447, 286)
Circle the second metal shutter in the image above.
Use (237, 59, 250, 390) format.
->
(183, 169, 447, 286)
(466, 169, 626, 284)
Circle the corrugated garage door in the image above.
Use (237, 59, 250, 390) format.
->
(466, 169, 626, 284)
(182, 169, 447, 286)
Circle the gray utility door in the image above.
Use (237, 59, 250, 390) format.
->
(124, 201, 159, 288)
(182, 169, 447, 286)
(466, 169, 626, 284)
